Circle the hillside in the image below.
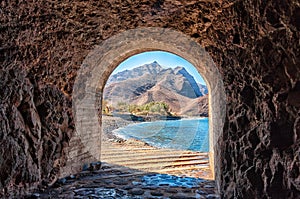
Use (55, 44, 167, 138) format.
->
(104, 61, 208, 116)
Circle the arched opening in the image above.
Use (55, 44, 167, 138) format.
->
(101, 50, 212, 181)
(72, 27, 226, 193)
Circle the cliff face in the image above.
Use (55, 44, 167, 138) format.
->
(0, 0, 299, 198)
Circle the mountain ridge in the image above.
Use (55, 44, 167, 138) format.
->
(104, 61, 208, 116)
(106, 61, 164, 84)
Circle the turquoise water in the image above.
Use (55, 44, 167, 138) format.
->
(113, 118, 209, 152)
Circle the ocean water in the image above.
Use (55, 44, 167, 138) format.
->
(113, 118, 209, 152)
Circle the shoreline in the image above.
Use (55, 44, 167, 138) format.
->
(101, 115, 209, 151)
(102, 115, 156, 148)
(101, 115, 213, 180)
(102, 115, 138, 142)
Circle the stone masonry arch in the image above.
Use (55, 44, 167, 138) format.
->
(73, 27, 226, 192)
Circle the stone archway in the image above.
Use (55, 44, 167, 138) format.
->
(72, 27, 226, 192)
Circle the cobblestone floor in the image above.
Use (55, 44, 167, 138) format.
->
(29, 163, 220, 199)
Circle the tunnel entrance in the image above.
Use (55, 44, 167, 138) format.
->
(100, 51, 212, 181)
(72, 27, 226, 194)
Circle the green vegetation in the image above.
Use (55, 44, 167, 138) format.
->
(116, 102, 128, 113)
(102, 101, 173, 116)
(128, 101, 171, 116)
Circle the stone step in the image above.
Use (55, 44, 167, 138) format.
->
(101, 146, 199, 151)
(102, 156, 208, 166)
(102, 144, 208, 155)
(101, 156, 208, 165)
(101, 147, 156, 151)
(153, 165, 210, 173)
(101, 159, 209, 171)
(99, 141, 213, 180)
(101, 147, 207, 155)
(99, 163, 209, 179)
(101, 153, 207, 161)
(101, 149, 208, 156)
(102, 147, 205, 154)
(118, 160, 209, 169)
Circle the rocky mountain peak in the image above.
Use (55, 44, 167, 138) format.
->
(107, 61, 163, 85)
(104, 61, 208, 116)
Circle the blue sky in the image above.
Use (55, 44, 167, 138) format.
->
(112, 51, 206, 85)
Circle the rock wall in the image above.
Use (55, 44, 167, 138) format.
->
(0, 68, 73, 195)
(0, 0, 299, 198)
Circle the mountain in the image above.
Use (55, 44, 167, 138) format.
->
(104, 61, 208, 116)
(174, 66, 203, 97)
(107, 61, 163, 84)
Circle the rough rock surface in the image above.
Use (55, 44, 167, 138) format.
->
(0, 68, 73, 196)
(0, 0, 299, 198)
